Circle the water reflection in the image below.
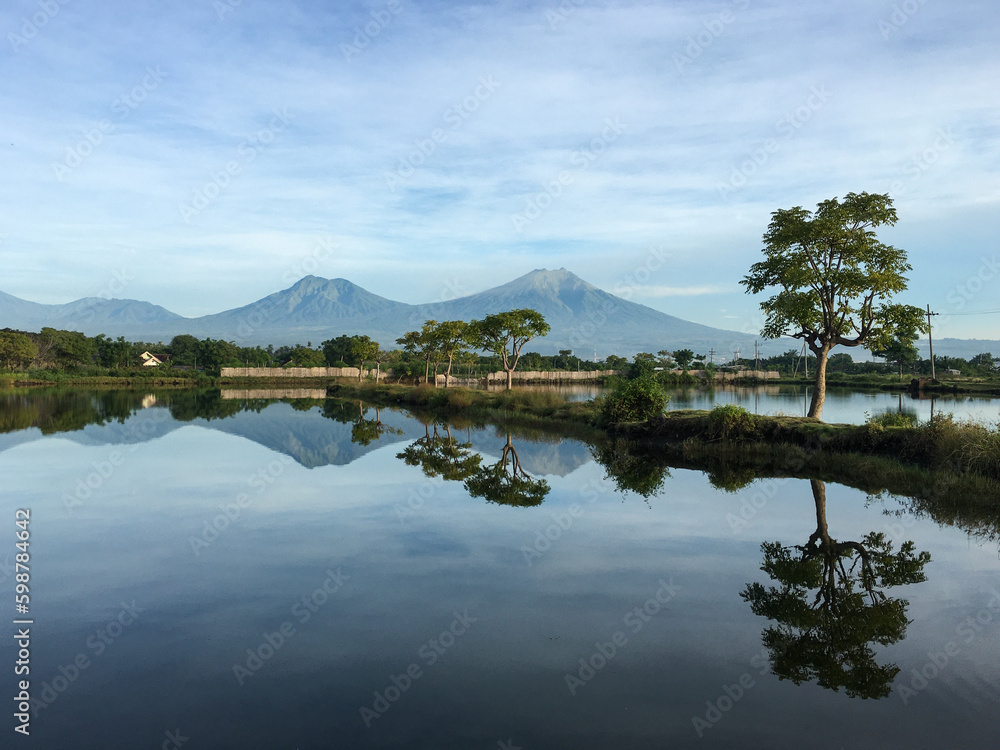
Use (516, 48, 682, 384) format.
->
(591, 438, 669, 498)
(462, 430, 551, 507)
(741, 479, 931, 699)
(397, 422, 482, 481)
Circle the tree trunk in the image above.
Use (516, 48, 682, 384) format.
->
(811, 479, 829, 542)
(505, 368, 513, 390)
(424, 356, 431, 386)
(444, 355, 453, 388)
(807, 347, 830, 419)
(358, 361, 364, 382)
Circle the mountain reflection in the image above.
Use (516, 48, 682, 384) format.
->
(0, 389, 591, 479)
(741, 479, 931, 699)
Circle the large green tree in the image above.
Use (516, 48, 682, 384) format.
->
(467, 309, 550, 390)
(0, 331, 38, 370)
(741, 192, 926, 418)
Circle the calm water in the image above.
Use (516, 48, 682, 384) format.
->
(1, 389, 999, 749)
(513, 382, 1000, 423)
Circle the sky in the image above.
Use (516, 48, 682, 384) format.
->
(2, 0, 999, 340)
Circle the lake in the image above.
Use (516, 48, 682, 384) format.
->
(1, 388, 999, 749)
(512, 381, 1000, 424)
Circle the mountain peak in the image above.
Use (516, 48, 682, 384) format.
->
(505, 268, 596, 294)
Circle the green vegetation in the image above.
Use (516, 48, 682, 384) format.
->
(600, 373, 667, 425)
(742, 192, 927, 418)
(466, 309, 551, 390)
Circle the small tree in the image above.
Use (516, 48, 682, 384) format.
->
(874, 335, 919, 379)
(396, 321, 439, 385)
(467, 309, 549, 390)
(350, 335, 380, 381)
(741, 192, 926, 418)
(672, 348, 695, 370)
(433, 320, 469, 388)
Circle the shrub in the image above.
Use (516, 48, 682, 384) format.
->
(867, 409, 919, 428)
(601, 376, 667, 424)
(706, 404, 761, 441)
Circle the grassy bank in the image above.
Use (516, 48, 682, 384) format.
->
(776, 372, 1000, 395)
(620, 406, 1000, 480)
(326, 381, 606, 441)
(326, 382, 1000, 506)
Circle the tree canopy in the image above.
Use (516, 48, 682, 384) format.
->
(466, 309, 550, 390)
(741, 192, 926, 418)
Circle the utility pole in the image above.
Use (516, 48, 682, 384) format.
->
(926, 304, 939, 381)
(802, 341, 808, 378)
(708, 348, 715, 364)
(754, 340, 758, 373)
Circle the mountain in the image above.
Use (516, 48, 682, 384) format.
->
(1, 269, 772, 356)
(0, 289, 187, 341)
(421, 268, 754, 356)
(189, 276, 419, 344)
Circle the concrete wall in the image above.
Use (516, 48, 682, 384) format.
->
(478, 370, 618, 384)
(220, 366, 381, 379)
(220, 388, 328, 400)
(689, 369, 781, 381)
(221, 366, 778, 383)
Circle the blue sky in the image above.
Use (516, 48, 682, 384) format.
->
(2, 0, 998, 339)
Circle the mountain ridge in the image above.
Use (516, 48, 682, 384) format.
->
(2, 269, 988, 358)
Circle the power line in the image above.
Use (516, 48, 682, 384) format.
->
(942, 308, 1000, 316)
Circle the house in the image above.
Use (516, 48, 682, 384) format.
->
(139, 351, 170, 367)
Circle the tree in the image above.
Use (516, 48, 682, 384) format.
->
(672, 348, 694, 370)
(168, 334, 202, 366)
(467, 310, 549, 390)
(199, 338, 239, 369)
(350, 335, 379, 382)
(874, 335, 920, 379)
(741, 192, 926, 418)
(432, 320, 469, 388)
(0, 331, 38, 370)
(95, 335, 136, 369)
(288, 345, 325, 367)
(37, 328, 95, 367)
(604, 354, 628, 370)
(321, 335, 355, 366)
(396, 321, 439, 385)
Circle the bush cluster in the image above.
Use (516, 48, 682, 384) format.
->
(601, 376, 667, 425)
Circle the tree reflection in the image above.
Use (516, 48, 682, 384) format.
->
(740, 479, 930, 699)
(397, 422, 482, 481)
(348, 403, 402, 446)
(590, 439, 668, 499)
(463, 432, 550, 507)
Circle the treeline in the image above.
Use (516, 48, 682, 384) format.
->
(1, 312, 602, 383)
(741, 349, 999, 378)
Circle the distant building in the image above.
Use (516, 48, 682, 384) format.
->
(139, 352, 170, 367)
